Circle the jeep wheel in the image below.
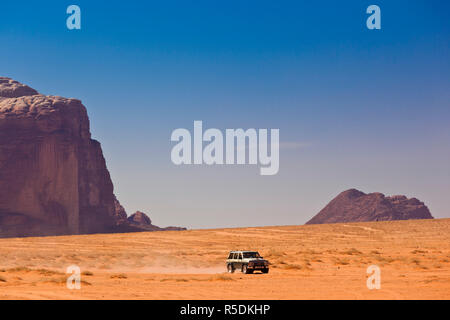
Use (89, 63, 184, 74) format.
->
(227, 263, 235, 273)
(242, 264, 251, 274)
(262, 268, 269, 274)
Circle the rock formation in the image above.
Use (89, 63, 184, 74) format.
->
(306, 189, 434, 225)
(0, 77, 185, 237)
(128, 211, 153, 226)
(127, 210, 187, 232)
(0, 77, 118, 237)
(113, 196, 128, 226)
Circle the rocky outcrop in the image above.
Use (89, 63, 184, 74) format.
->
(113, 196, 128, 226)
(128, 211, 153, 226)
(127, 210, 187, 232)
(0, 77, 117, 237)
(306, 189, 434, 225)
(0, 77, 186, 237)
(111, 197, 186, 232)
(0, 78, 38, 98)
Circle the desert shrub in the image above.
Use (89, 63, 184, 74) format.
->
(343, 248, 363, 255)
(36, 269, 64, 276)
(211, 274, 234, 281)
(7, 266, 31, 273)
(334, 258, 350, 266)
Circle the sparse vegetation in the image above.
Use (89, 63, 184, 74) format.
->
(0, 219, 448, 299)
(334, 258, 350, 266)
(39, 276, 67, 284)
(374, 256, 395, 263)
(343, 248, 363, 255)
(411, 249, 427, 254)
(36, 269, 64, 276)
(7, 266, 31, 273)
(39, 276, 93, 286)
(211, 274, 234, 281)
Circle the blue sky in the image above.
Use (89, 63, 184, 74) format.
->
(1, 1, 449, 228)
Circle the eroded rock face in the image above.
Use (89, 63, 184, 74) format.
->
(306, 189, 434, 225)
(128, 211, 152, 226)
(0, 77, 116, 237)
(0, 78, 38, 98)
(113, 196, 128, 226)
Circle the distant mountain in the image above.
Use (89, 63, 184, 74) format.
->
(306, 189, 433, 225)
(126, 210, 186, 232)
(112, 198, 186, 232)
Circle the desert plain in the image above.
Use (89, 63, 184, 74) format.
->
(0, 218, 449, 300)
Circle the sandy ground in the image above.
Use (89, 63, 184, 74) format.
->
(0, 218, 449, 300)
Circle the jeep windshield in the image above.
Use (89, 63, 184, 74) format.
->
(243, 252, 261, 259)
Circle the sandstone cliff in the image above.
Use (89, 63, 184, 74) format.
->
(0, 77, 186, 237)
(306, 189, 434, 225)
(0, 77, 117, 237)
(113, 195, 128, 226)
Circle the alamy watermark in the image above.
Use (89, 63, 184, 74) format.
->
(366, 5, 381, 30)
(66, 265, 81, 290)
(171, 121, 279, 175)
(65, 5, 380, 31)
(366, 265, 381, 290)
(66, 5, 81, 30)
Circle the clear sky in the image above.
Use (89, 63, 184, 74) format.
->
(1, 1, 449, 228)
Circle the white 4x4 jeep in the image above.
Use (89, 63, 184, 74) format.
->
(226, 251, 270, 274)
